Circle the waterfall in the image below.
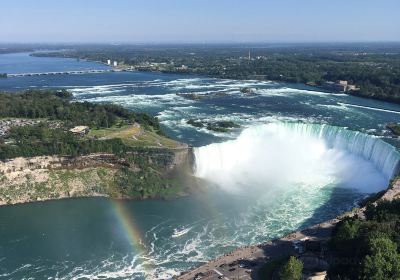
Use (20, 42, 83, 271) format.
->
(194, 123, 400, 193)
(281, 123, 400, 179)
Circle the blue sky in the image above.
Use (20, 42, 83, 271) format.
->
(1, 0, 399, 43)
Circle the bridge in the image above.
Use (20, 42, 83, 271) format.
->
(7, 69, 115, 77)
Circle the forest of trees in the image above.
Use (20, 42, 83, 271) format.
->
(328, 200, 400, 279)
(0, 90, 164, 160)
(0, 90, 162, 131)
(1, 124, 123, 159)
(33, 43, 400, 103)
(0, 123, 171, 162)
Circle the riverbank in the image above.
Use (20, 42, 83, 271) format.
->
(0, 146, 196, 206)
(177, 178, 400, 280)
(29, 43, 400, 105)
(0, 89, 205, 205)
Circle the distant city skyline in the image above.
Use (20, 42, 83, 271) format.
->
(1, 0, 400, 43)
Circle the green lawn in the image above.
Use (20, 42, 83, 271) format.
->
(87, 124, 182, 148)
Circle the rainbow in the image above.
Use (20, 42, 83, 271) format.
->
(111, 199, 153, 278)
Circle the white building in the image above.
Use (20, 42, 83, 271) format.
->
(113, 61, 118, 67)
(69, 126, 89, 136)
(107, 59, 111, 65)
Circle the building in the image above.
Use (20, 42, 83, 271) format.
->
(347, 84, 358, 91)
(69, 126, 89, 136)
(107, 59, 111, 65)
(323, 80, 359, 92)
(113, 61, 118, 67)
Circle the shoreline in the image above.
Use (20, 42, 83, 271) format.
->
(27, 51, 400, 105)
(0, 191, 196, 209)
(178, 218, 339, 280)
(8, 51, 393, 105)
(0, 147, 195, 206)
(177, 177, 400, 280)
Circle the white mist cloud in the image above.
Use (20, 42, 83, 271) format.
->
(194, 123, 392, 194)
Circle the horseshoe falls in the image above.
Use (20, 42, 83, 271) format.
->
(194, 123, 400, 194)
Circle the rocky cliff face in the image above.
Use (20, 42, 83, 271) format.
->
(0, 147, 195, 206)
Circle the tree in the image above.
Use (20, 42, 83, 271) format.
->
(280, 256, 303, 280)
(362, 237, 400, 280)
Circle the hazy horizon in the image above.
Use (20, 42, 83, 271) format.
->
(1, 0, 399, 43)
(2, 41, 400, 45)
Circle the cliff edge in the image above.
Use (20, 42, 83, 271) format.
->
(0, 147, 195, 206)
(0, 90, 199, 206)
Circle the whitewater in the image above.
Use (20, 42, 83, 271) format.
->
(195, 122, 400, 194)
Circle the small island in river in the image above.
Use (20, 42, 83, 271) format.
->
(187, 119, 240, 133)
(387, 123, 400, 137)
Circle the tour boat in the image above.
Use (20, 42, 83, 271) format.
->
(172, 227, 190, 238)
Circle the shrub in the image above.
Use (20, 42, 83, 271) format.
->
(279, 256, 303, 280)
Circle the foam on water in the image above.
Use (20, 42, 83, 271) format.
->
(339, 102, 400, 115)
(86, 93, 193, 109)
(255, 87, 334, 97)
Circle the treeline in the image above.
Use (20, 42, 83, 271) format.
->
(0, 90, 165, 160)
(0, 124, 168, 160)
(0, 90, 162, 132)
(36, 43, 400, 103)
(328, 199, 400, 279)
(1, 124, 124, 159)
(213, 54, 400, 103)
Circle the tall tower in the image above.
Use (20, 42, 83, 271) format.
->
(248, 51, 251, 60)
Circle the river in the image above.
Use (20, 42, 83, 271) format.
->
(0, 52, 399, 279)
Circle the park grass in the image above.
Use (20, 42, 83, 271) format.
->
(87, 124, 182, 149)
(87, 124, 141, 139)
